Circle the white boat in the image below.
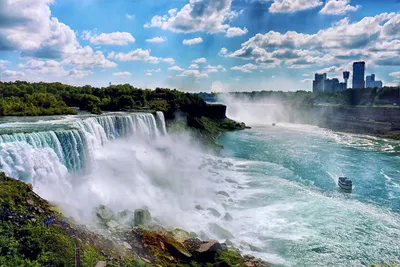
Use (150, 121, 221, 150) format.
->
(338, 177, 353, 191)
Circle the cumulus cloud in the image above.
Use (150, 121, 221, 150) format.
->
(226, 27, 248, 38)
(193, 58, 207, 63)
(146, 37, 167, 43)
(205, 65, 224, 73)
(113, 72, 131, 77)
(68, 69, 93, 78)
(62, 46, 117, 68)
(0, 60, 10, 69)
(219, 47, 229, 56)
(189, 64, 199, 69)
(0, 0, 79, 58)
(19, 59, 67, 76)
(178, 69, 208, 78)
(81, 31, 135, 45)
(113, 49, 175, 64)
(146, 68, 161, 73)
(230, 12, 400, 67)
(231, 63, 259, 73)
(269, 0, 323, 13)
(183, 37, 203, 45)
(168, 66, 185, 71)
(144, 0, 239, 33)
(320, 0, 360, 15)
(389, 71, 400, 78)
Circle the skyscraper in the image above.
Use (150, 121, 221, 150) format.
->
(343, 71, 350, 89)
(352, 61, 365, 89)
(313, 73, 326, 93)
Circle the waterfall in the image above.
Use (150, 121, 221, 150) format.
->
(0, 112, 167, 182)
(156, 111, 167, 135)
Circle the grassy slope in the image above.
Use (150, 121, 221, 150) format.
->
(0, 173, 266, 267)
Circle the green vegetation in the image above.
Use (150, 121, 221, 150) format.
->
(0, 173, 267, 267)
(0, 81, 216, 117)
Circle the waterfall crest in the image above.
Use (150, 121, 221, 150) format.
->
(0, 113, 166, 181)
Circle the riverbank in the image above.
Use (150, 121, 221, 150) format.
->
(0, 173, 267, 267)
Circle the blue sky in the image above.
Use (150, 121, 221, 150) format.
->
(0, 0, 400, 92)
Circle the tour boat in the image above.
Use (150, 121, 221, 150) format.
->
(338, 177, 353, 191)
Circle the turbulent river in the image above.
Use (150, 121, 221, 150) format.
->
(1, 111, 400, 267)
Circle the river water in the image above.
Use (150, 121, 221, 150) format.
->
(0, 112, 399, 266)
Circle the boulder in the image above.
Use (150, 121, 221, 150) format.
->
(209, 223, 234, 239)
(207, 208, 221, 218)
(171, 228, 192, 243)
(183, 239, 224, 262)
(122, 241, 132, 250)
(195, 205, 204, 210)
(217, 191, 230, 197)
(96, 205, 115, 222)
(134, 208, 152, 227)
(223, 213, 233, 221)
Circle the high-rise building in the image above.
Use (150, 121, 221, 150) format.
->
(366, 74, 383, 88)
(352, 61, 365, 89)
(313, 73, 326, 93)
(324, 78, 340, 93)
(343, 71, 350, 90)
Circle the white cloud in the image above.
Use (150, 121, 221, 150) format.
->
(82, 31, 135, 46)
(206, 68, 218, 73)
(19, 59, 67, 76)
(178, 69, 208, 78)
(389, 71, 400, 78)
(0, 0, 79, 58)
(320, 0, 360, 15)
(107, 51, 115, 59)
(219, 47, 229, 56)
(0, 60, 10, 69)
(113, 72, 131, 77)
(193, 58, 207, 64)
(126, 14, 135, 20)
(144, 0, 239, 33)
(226, 27, 248, 38)
(1, 70, 26, 80)
(146, 37, 167, 43)
(189, 64, 199, 69)
(231, 63, 259, 73)
(146, 73, 152, 76)
(146, 68, 161, 73)
(169, 65, 185, 71)
(62, 46, 117, 68)
(303, 73, 310, 77)
(68, 69, 93, 78)
(114, 49, 175, 64)
(269, 0, 323, 13)
(301, 78, 313, 83)
(183, 37, 203, 45)
(230, 12, 399, 67)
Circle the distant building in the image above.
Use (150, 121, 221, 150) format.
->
(312, 73, 347, 93)
(352, 61, 365, 89)
(324, 78, 340, 93)
(366, 74, 383, 88)
(313, 73, 326, 93)
(343, 71, 350, 90)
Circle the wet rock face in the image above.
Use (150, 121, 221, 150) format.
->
(96, 205, 115, 222)
(184, 238, 226, 262)
(134, 208, 152, 227)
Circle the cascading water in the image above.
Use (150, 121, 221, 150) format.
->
(0, 113, 165, 182)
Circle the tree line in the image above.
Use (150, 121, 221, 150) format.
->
(0, 81, 208, 117)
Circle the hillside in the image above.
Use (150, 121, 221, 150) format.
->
(0, 173, 267, 267)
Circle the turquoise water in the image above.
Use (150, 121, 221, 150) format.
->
(218, 124, 400, 266)
(1, 113, 399, 266)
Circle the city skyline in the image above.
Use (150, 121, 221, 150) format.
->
(312, 60, 384, 93)
(1, 0, 400, 92)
